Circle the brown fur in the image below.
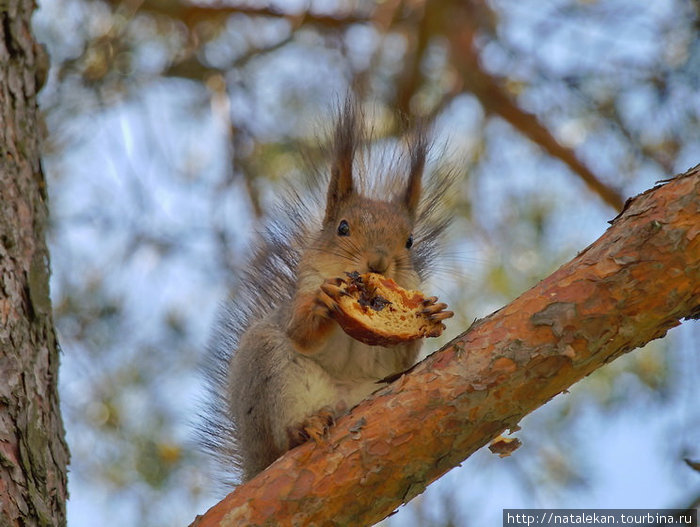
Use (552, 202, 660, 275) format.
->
(199, 100, 455, 485)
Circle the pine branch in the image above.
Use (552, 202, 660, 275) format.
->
(190, 166, 699, 526)
(439, 1, 626, 211)
(106, 0, 370, 30)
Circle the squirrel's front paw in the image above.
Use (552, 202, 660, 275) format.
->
(421, 296, 454, 322)
(315, 277, 345, 316)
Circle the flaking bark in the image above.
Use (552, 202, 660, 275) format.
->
(191, 165, 699, 527)
(0, 1, 69, 525)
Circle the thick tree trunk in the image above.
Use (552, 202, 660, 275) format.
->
(191, 165, 699, 527)
(0, 2, 69, 526)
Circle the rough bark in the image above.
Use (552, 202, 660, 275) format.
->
(0, 1, 69, 526)
(191, 165, 699, 527)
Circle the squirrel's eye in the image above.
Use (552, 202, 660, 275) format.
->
(337, 220, 350, 236)
(405, 234, 414, 249)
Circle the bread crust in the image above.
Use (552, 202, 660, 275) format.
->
(328, 272, 448, 347)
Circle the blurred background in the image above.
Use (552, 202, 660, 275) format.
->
(31, 0, 699, 525)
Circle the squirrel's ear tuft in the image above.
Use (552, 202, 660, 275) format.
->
(402, 125, 428, 219)
(325, 98, 358, 223)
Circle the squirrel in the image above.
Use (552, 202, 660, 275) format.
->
(199, 101, 455, 485)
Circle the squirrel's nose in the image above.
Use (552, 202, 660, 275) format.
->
(366, 250, 390, 274)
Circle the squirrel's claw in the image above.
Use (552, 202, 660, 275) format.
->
(422, 297, 454, 322)
(304, 407, 335, 444)
(422, 296, 439, 306)
(314, 278, 346, 316)
(287, 406, 336, 448)
(314, 290, 337, 314)
(429, 310, 454, 321)
(320, 279, 345, 299)
(422, 300, 446, 314)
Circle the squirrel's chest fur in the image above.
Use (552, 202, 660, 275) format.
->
(228, 312, 419, 467)
(278, 324, 419, 431)
(313, 325, 419, 383)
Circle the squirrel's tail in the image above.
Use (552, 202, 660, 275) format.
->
(197, 196, 317, 486)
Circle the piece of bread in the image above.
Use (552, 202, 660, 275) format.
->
(328, 272, 449, 347)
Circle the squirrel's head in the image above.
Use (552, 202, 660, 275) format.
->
(309, 102, 427, 289)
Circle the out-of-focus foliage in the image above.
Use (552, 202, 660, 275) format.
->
(33, 0, 699, 525)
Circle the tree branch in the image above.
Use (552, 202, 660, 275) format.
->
(464, 58, 627, 211)
(439, 2, 626, 212)
(190, 165, 699, 526)
(106, 0, 370, 30)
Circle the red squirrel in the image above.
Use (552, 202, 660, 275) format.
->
(200, 102, 454, 484)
